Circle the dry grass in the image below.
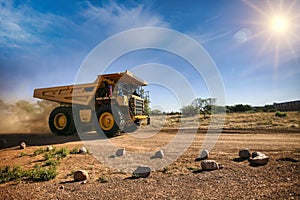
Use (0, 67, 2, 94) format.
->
(148, 111, 300, 130)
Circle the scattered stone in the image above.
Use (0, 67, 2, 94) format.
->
(20, 141, 26, 149)
(195, 149, 209, 161)
(239, 149, 250, 159)
(201, 160, 221, 171)
(249, 155, 269, 166)
(132, 166, 151, 178)
(74, 170, 89, 182)
(59, 185, 64, 189)
(116, 148, 126, 157)
(79, 146, 87, 154)
(46, 146, 54, 151)
(252, 151, 265, 158)
(154, 150, 164, 159)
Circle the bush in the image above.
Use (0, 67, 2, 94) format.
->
(70, 147, 79, 154)
(43, 147, 69, 160)
(28, 165, 58, 182)
(55, 147, 69, 159)
(0, 166, 27, 183)
(275, 112, 287, 118)
(44, 159, 60, 167)
(33, 148, 45, 156)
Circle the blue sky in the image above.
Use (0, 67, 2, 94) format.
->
(0, 0, 299, 111)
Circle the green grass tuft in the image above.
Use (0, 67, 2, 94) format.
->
(275, 112, 287, 118)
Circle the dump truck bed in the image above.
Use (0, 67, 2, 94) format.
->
(33, 82, 98, 106)
(33, 71, 147, 106)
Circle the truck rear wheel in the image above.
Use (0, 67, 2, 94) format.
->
(49, 106, 76, 135)
(95, 106, 124, 137)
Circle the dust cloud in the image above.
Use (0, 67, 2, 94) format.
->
(0, 99, 58, 133)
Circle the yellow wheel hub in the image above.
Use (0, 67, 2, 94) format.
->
(99, 112, 114, 131)
(54, 113, 67, 130)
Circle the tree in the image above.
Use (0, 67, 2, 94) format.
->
(192, 98, 217, 118)
(180, 105, 198, 116)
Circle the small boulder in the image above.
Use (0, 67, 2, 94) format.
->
(201, 160, 221, 171)
(74, 170, 89, 182)
(252, 151, 265, 158)
(154, 150, 164, 159)
(79, 146, 87, 154)
(249, 155, 269, 166)
(116, 148, 126, 157)
(46, 146, 54, 151)
(20, 142, 26, 149)
(239, 149, 250, 159)
(195, 149, 209, 161)
(132, 166, 151, 178)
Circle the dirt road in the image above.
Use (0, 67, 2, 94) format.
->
(0, 128, 299, 199)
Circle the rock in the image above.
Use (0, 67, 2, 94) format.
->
(200, 149, 209, 159)
(79, 146, 87, 154)
(132, 166, 151, 178)
(201, 160, 221, 171)
(195, 149, 209, 161)
(252, 151, 265, 158)
(46, 146, 54, 151)
(20, 142, 26, 149)
(154, 150, 164, 159)
(250, 155, 269, 166)
(239, 149, 250, 159)
(74, 170, 89, 182)
(116, 148, 126, 157)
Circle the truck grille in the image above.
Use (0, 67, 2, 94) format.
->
(130, 98, 144, 115)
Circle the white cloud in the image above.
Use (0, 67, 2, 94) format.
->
(81, 2, 168, 34)
(0, 1, 66, 48)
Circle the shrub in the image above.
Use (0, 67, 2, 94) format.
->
(33, 148, 45, 156)
(0, 166, 28, 183)
(43, 147, 69, 160)
(28, 165, 58, 182)
(43, 152, 55, 160)
(55, 147, 69, 159)
(70, 147, 79, 154)
(44, 159, 60, 167)
(275, 111, 287, 118)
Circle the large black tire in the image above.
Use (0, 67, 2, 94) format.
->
(123, 120, 139, 133)
(49, 106, 76, 135)
(94, 106, 125, 137)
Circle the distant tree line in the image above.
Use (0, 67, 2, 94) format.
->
(149, 98, 278, 117)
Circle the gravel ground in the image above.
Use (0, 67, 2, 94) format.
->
(0, 129, 299, 200)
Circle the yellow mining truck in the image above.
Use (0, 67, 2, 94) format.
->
(33, 71, 150, 137)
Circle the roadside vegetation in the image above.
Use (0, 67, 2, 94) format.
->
(0, 146, 86, 184)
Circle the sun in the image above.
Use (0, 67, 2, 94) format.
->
(270, 15, 289, 33)
(243, 0, 299, 68)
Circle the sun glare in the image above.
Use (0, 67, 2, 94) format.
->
(243, 0, 299, 68)
(271, 16, 289, 33)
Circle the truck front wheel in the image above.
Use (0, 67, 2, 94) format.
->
(95, 106, 124, 137)
(49, 106, 76, 135)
